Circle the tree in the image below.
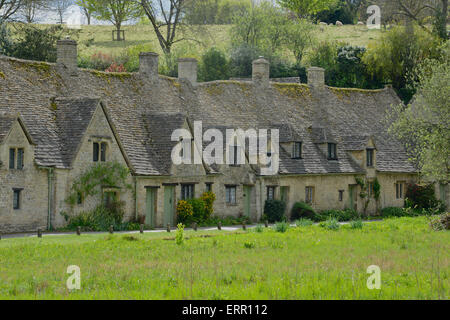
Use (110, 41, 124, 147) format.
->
(0, 0, 24, 21)
(363, 26, 442, 103)
(76, 0, 95, 25)
(51, 0, 73, 24)
(19, 0, 47, 23)
(89, 0, 141, 40)
(199, 47, 229, 81)
(277, 0, 338, 17)
(284, 18, 315, 64)
(388, 42, 450, 183)
(138, 0, 187, 54)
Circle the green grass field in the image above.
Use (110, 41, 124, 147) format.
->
(0, 217, 448, 299)
(23, 23, 382, 60)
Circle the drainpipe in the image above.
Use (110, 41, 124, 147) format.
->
(135, 176, 138, 221)
(46, 167, 54, 230)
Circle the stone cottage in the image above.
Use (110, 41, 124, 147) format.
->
(0, 39, 441, 233)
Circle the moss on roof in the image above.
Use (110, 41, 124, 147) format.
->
(273, 83, 311, 99)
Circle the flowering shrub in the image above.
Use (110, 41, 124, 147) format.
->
(90, 52, 114, 71)
(176, 200, 194, 224)
(106, 63, 127, 73)
(405, 183, 443, 211)
(201, 191, 216, 220)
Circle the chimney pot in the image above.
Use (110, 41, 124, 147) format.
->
(308, 67, 325, 88)
(57, 38, 78, 76)
(139, 52, 159, 82)
(252, 57, 270, 87)
(178, 58, 198, 86)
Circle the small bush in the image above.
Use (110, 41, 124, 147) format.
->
(381, 207, 405, 218)
(350, 219, 364, 229)
(175, 223, 185, 245)
(406, 183, 444, 211)
(244, 241, 256, 249)
(320, 217, 340, 230)
(320, 209, 358, 222)
(176, 200, 194, 224)
(291, 202, 317, 221)
(295, 218, 313, 227)
(254, 224, 264, 233)
(430, 213, 450, 231)
(187, 198, 207, 223)
(273, 221, 289, 233)
(264, 200, 286, 223)
(66, 201, 125, 231)
(200, 191, 216, 220)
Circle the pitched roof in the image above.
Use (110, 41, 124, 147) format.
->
(0, 114, 16, 143)
(0, 56, 417, 175)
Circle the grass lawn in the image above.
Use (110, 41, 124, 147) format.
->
(11, 23, 383, 61)
(0, 217, 448, 299)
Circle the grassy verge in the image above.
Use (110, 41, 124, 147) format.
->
(0, 217, 447, 299)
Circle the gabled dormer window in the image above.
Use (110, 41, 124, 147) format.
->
(93, 142, 107, 162)
(9, 148, 24, 170)
(366, 148, 374, 167)
(328, 143, 337, 160)
(292, 142, 302, 159)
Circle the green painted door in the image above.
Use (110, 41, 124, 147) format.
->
(164, 186, 175, 226)
(243, 186, 252, 218)
(280, 186, 289, 211)
(145, 188, 157, 228)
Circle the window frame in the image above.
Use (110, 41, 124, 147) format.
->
(13, 188, 22, 210)
(328, 143, 337, 160)
(225, 185, 237, 205)
(305, 186, 315, 204)
(205, 183, 213, 192)
(266, 186, 276, 201)
(181, 184, 195, 200)
(93, 142, 100, 162)
(100, 142, 107, 162)
(366, 148, 374, 167)
(395, 182, 404, 199)
(338, 190, 344, 202)
(9, 148, 15, 169)
(292, 142, 302, 159)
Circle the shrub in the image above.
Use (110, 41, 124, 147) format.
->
(176, 200, 194, 224)
(320, 217, 340, 230)
(273, 221, 289, 233)
(405, 183, 442, 211)
(295, 218, 313, 227)
(350, 219, 364, 229)
(254, 224, 264, 233)
(381, 207, 405, 218)
(244, 241, 256, 249)
(264, 200, 286, 223)
(320, 209, 358, 222)
(199, 47, 230, 82)
(200, 191, 216, 220)
(187, 198, 207, 223)
(105, 63, 127, 73)
(89, 52, 115, 71)
(291, 202, 317, 221)
(175, 223, 185, 245)
(66, 201, 125, 231)
(430, 213, 450, 231)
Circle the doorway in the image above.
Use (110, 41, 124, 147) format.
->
(164, 186, 175, 227)
(145, 188, 157, 228)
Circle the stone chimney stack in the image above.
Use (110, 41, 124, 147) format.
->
(139, 52, 159, 82)
(252, 57, 270, 87)
(57, 37, 78, 76)
(308, 67, 325, 88)
(178, 58, 198, 86)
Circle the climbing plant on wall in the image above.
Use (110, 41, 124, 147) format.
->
(66, 161, 132, 207)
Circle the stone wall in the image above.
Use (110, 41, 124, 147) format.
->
(0, 121, 48, 233)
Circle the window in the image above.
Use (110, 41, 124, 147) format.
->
(229, 145, 241, 166)
(205, 183, 213, 192)
(9, 148, 24, 170)
(396, 182, 404, 199)
(100, 142, 107, 162)
(328, 143, 337, 160)
(103, 191, 117, 207)
(94, 142, 107, 162)
(367, 149, 374, 167)
(77, 192, 83, 205)
(305, 186, 315, 204)
(93, 142, 99, 162)
(293, 142, 302, 159)
(339, 190, 344, 202)
(9, 148, 15, 169)
(226, 186, 237, 204)
(181, 184, 195, 200)
(368, 182, 374, 197)
(13, 189, 22, 210)
(267, 186, 276, 201)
